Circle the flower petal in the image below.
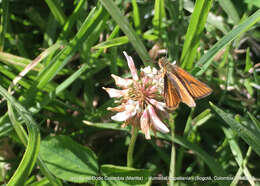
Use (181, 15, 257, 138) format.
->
(111, 100, 139, 122)
(140, 108, 151, 139)
(148, 104, 169, 133)
(141, 66, 158, 77)
(125, 100, 140, 116)
(103, 87, 128, 98)
(171, 60, 177, 65)
(141, 66, 152, 74)
(107, 105, 125, 112)
(111, 74, 133, 88)
(141, 75, 149, 86)
(123, 51, 139, 81)
(111, 111, 132, 121)
(148, 98, 166, 112)
(147, 85, 158, 94)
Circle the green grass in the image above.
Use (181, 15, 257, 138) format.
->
(0, 0, 259, 185)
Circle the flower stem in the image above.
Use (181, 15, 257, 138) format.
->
(169, 114, 176, 186)
(127, 126, 139, 167)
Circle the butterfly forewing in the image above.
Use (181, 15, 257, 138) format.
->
(164, 74, 181, 110)
(166, 72, 196, 108)
(174, 66, 212, 99)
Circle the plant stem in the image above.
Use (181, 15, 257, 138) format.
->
(169, 114, 176, 186)
(127, 126, 139, 167)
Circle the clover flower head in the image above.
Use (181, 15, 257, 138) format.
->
(103, 52, 169, 139)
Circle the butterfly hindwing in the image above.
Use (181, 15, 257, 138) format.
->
(167, 72, 196, 108)
(164, 74, 181, 110)
(174, 66, 212, 99)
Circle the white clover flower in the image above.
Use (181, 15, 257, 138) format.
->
(103, 52, 170, 139)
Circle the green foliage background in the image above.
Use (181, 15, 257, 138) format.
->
(0, 0, 259, 185)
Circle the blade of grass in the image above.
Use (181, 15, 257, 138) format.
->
(247, 112, 260, 131)
(169, 114, 176, 186)
(15, 35, 30, 58)
(131, 0, 141, 34)
(36, 6, 105, 89)
(226, 58, 235, 91)
(222, 127, 254, 185)
(242, 147, 253, 184)
(92, 25, 120, 58)
(99, 0, 152, 66)
(92, 33, 158, 50)
(25, 7, 46, 32)
(184, 0, 229, 34)
(183, 108, 195, 138)
(12, 42, 62, 86)
(167, 0, 186, 60)
(153, 0, 166, 36)
(180, 0, 213, 70)
(43, 14, 58, 47)
(218, 0, 240, 25)
(193, 108, 212, 128)
(17, 55, 98, 116)
(92, 25, 121, 60)
(0, 85, 40, 186)
(232, 147, 253, 185)
(4, 85, 62, 185)
(210, 102, 260, 157)
(55, 64, 89, 95)
(0, 122, 12, 137)
(60, 0, 86, 39)
(81, 12, 109, 60)
(244, 48, 253, 72)
(7, 102, 28, 146)
(7, 99, 61, 186)
(0, 65, 32, 90)
(0, 51, 44, 71)
(109, 47, 118, 75)
(92, 36, 129, 49)
(0, 50, 64, 185)
(45, 0, 66, 25)
(193, 9, 260, 76)
(36, 157, 62, 186)
(0, 0, 9, 51)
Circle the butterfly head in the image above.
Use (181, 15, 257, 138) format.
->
(158, 57, 168, 69)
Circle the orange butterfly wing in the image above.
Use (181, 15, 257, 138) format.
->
(174, 66, 212, 99)
(164, 74, 181, 110)
(166, 72, 196, 108)
(165, 72, 197, 109)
